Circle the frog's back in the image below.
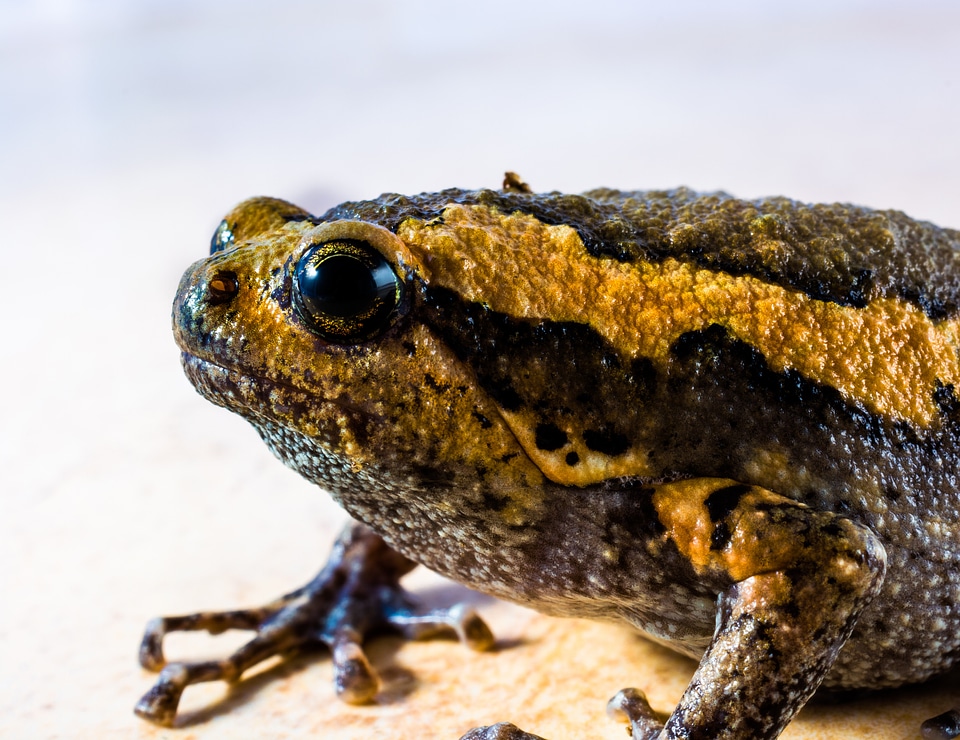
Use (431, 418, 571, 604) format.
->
(319, 186, 960, 688)
(324, 186, 960, 318)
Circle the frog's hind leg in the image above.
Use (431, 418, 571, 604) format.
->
(134, 521, 494, 727)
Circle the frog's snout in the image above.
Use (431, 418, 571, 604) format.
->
(176, 258, 239, 309)
(172, 257, 240, 356)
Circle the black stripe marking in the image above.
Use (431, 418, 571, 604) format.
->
(420, 287, 960, 506)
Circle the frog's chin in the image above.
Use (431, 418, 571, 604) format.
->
(179, 352, 376, 476)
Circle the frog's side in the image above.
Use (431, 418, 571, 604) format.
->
(137, 183, 960, 740)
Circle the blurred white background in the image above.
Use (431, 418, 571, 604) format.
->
(4, 0, 958, 213)
(2, 1, 958, 738)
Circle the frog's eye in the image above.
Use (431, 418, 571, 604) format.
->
(294, 239, 403, 343)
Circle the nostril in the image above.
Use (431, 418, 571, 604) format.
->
(207, 270, 239, 305)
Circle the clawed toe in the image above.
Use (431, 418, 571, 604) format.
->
(330, 634, 380, 703)
(923, 709, 960, 740)
(607, 687, 666, 740)
(134, 663, 221, 726)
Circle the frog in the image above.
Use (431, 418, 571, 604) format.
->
(135, 173, 960, 739)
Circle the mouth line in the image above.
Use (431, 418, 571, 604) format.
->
(179, 352, 373, 426)
(180, 351, 311, 397)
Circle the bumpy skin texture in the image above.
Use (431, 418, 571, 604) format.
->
(155, 185, 960, 739)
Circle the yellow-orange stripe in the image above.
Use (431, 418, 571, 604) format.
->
(398, 203, 960, 428)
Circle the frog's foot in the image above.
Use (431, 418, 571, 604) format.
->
(459, 723, 547, 740)
(923, 709, 960, 739)
(457, 689, 664, 740)
(606, 688, 666, 740)
(134, 522, 494, 727)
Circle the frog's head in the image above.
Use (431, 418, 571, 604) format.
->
(174, 196, 544, 518)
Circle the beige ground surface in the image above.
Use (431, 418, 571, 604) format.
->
(4, 2, 960, 739)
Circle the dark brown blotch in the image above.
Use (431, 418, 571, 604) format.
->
(710, 522, 732, 551)
(472, 411, 493, 429)
(535, 422, 569, 451)
(608, 487, 666, 538)
(481, 490, 510, 512)
(704, 484, 752, 523)
(583, 427, 630, 456)
(490, 380, 524, 411)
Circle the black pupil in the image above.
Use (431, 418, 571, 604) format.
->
(303, 253, 388, 317)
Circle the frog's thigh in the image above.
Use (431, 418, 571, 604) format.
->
(648, 479, 887, 740)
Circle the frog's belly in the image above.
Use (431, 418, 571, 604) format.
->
(823, 540, 960, 690)
(495, 493, 960, 692)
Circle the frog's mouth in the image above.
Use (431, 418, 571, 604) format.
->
(181, 352, 263, 410)
(181, 352, 292, 417)
(179, 351, 354, 439)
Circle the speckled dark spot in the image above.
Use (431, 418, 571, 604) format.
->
(423, 373, 449, 392)
(821, 522, 844, 538)
(583, 428, 630, 456)
(705, 484, 752, 523)
(535, 423, 568, 451)
(472, 411, 493, 429)
(481, 490, 510, 512)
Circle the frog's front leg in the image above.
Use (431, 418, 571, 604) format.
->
(470, 479, 887, 740)
(135, 521, 494, 726)
(621, 480, 888, 739)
